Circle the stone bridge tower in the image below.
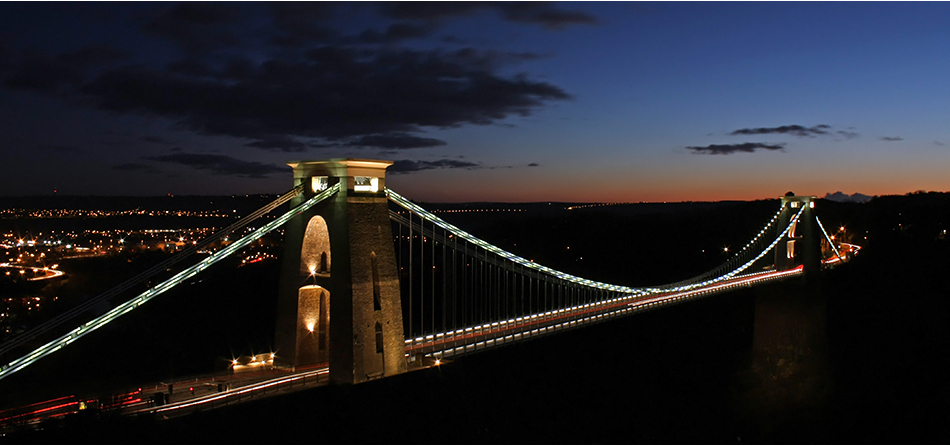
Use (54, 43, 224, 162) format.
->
(773, 193, 821, 276)
(275, 159, 406, 384)
(748, 193, 830, 413)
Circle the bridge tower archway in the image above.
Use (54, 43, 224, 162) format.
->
(300, 215, 331, 276)
(291, 216, 332, 366)
(275, 159, 406, 384)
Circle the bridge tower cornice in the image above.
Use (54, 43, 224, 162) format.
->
(287, 158, 393, 199)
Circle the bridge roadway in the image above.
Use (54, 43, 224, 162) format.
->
(125, 364, 332, 419)
(99, 266, 809, 420)
(122, 358, 435, 419)
(405, 266, 806, 360)
(2, 265, 813, 426)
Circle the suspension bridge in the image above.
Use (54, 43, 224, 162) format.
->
(0, 159, 855, 424)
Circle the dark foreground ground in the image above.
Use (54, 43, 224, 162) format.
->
(5, 193, 950, 443)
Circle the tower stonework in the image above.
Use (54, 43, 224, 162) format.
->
(275, 159, 407, 384)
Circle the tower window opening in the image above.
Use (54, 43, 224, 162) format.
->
(375, 322, 384, 354)
(371, 251, 381, 311)
(354, 176, 379, 192)
(312, 176, 329, 192)
(318, 290, 328, 350)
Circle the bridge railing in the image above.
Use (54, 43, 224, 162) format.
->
(137, 367, 329, 420)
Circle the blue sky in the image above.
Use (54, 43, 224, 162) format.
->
(1, 2, 948, 202)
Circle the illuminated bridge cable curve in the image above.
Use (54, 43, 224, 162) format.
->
(0, 184, 340, 382)
(388, 187, 805, 356)
(0, 184, 306, 359)
(660, 205, 785, 289)
(388, 206, 797, 300)
(388, 188, 791, 294)
(814, 215, 843, 261)
(387, 189, 647, 295)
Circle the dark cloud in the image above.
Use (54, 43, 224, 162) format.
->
(58, 44, 131, 67)
(269, 2, 338, 48)
(379, 2, 599, 30)
(270, 27, 337, 49)
(355, 23, 435, 44)
(389, 159, 480, 174)
(245, 136, 309, 152)
(143, 3, 242, 55)
(4, 50, 81, 91)
(270, 2, 337, 28)
(441, 35, 467, 44)
(880, 136, 903, 141)
(1, 4, 574, 158)
(343, 133, 447, 149)
(729, 124, 861, 141)
(379, 2, 484, 21)
(112, 163, 160, 173)
(37, 144, 82, 153)
(505, 51, 548, 62)
(166, 58, 213, 77)
(447, 48, 551, 71)
(836, 130, 859, 139)
(934, 140, 945, 146)
(145, 153, 286, 178)
(686, 142, 786, 155)
(142, 135, 171, 144)
(3, 45, 128, 92)
(730, 124, 830, 138)
(528, 162, 540, 167)
(77, 46, 569, 148)
(498, 3, 600, 29)
(0, 41, 13, 71)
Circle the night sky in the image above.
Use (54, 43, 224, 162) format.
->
(2, 2, 949, 202)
